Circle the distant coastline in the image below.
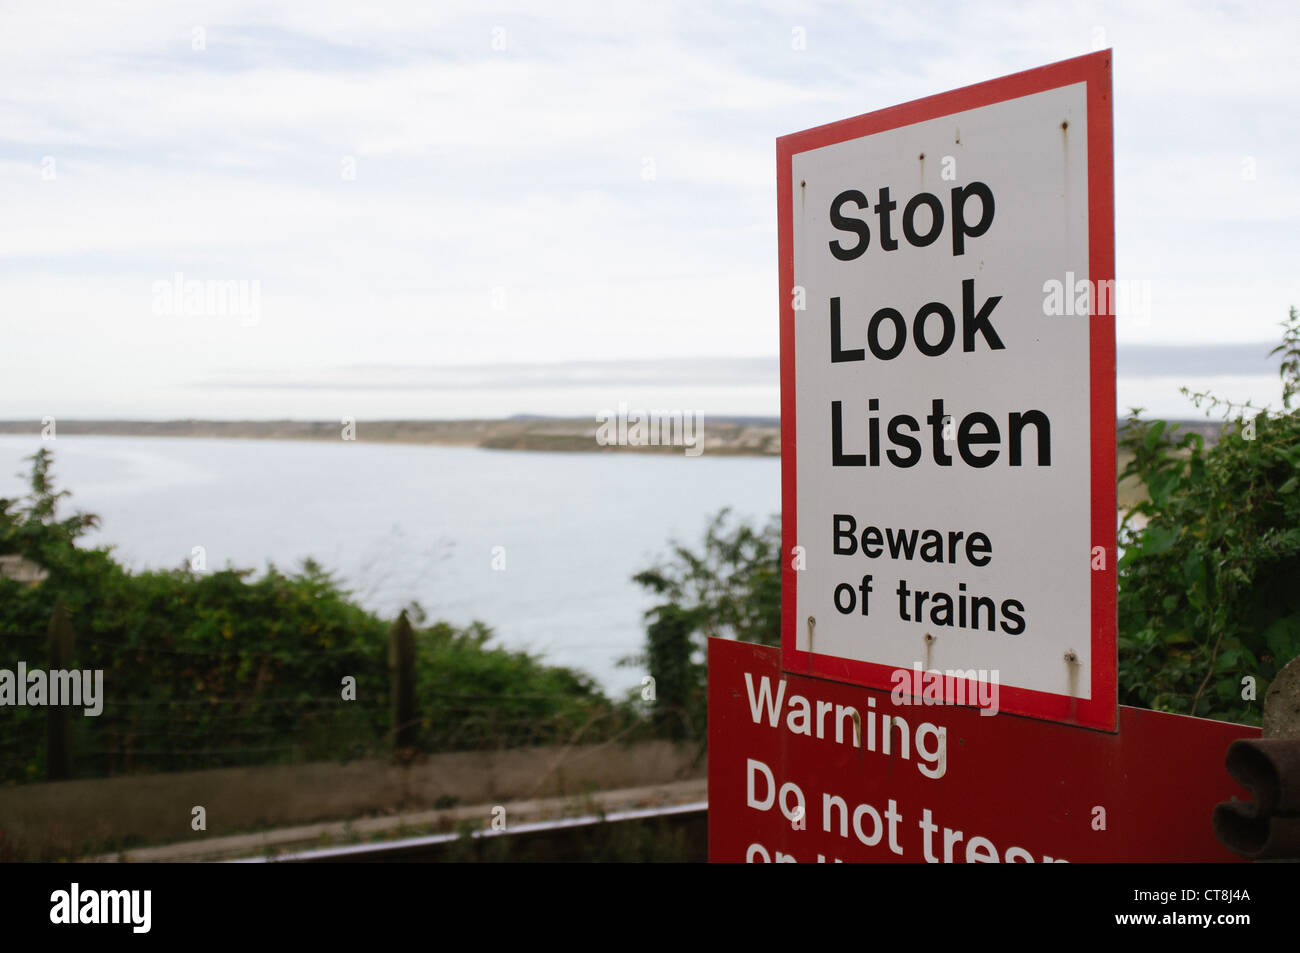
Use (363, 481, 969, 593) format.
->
(0, 415, 1227, 457)
(0, 417, 782, 456)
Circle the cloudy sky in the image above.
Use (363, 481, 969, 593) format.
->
(2, 0, 1297, 420)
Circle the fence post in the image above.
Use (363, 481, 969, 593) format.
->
(389, 610, 418, 750)
(46, 600, 75, 781)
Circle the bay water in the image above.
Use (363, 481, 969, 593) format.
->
(0, 435, 779, 697)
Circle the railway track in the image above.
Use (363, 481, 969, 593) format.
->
(239, 801, 708, 863)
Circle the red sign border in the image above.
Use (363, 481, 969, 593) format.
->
(778, 51, 1117, 732)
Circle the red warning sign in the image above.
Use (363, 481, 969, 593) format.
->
(708, 637, 1256, 862)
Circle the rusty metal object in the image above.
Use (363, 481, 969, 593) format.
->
(1214, 739, 1300, 859)
(1214, 656, 1300, 860)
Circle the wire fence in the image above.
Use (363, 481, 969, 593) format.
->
(0, 626, 646, 784)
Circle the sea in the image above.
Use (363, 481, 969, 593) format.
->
(0, 435, 780, 698)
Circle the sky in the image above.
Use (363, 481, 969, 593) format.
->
(1, 0, 1297, 420)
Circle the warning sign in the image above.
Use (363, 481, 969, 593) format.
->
(779, 51, 1117, 729)
(710, 638, 1254, 862)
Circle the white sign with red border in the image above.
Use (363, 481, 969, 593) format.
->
(778, 51, 1116, 731)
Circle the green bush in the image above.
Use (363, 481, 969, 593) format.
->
(631, 509, 780, 739)
(1116, 307, 1300, 722)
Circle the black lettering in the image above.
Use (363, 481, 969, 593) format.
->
(902, 192, 944, 247)
(912, 302, 956, 357)
(971, 596, 996, 632)
(958, 412, 1000, 467)
(929, 591, 953, 626)
(951, 182, 995, 256)
(831, 401, 866, 466)
(834, 583, 856, 614)
(919, 530, 943, 562)
(927, 399, 952, 467)
(868, 398, 880, 466)
(867, 308, 907, 360)
(1000, 599, 1026, 635)
(875, 186, 898, 251)
(962, 279, 1005, 352)
(1009, 410, 1051, 466)
(833, 514, 858, 555)
(886, 415, 921, 467)
(886, 527, 919, 561)
(896, 579, 911, 621)
(829, 190, 870, 261)
(830, 297, 864, 363)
